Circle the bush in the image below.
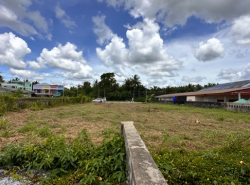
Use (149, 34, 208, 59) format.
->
(0, 94, 17, 112)
(135, 97, 146, 102)
(0, 130, 126, 184)
(153, 136, 250, 184)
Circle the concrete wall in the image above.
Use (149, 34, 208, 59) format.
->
(121, 121, 167, 185)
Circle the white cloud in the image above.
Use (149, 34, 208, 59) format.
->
(97, 19, 182, 78)
(27, 61, 46, 70)
(55, 5, 76, 28)
(92, 15, 114, 45)
(241, 63, 250, 80)
(9, 68, 45, 81)
(217, 68, 240, 81)
(0, 32, 30, 69)
(195, 38, 224, 61)
(32, 42, 93, 79)
(0, 0, 48, 37)
(99, 0, 250, 26)
(97, 35, 128, 66)
(230, 15, 250, 45)
(182, 76, 206, 84)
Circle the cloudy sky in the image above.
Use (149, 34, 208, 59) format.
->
(0, 0, 250, 88)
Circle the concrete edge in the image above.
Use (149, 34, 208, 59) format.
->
(121, 121, 167, 185)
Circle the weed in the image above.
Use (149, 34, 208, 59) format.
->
(2, 130, 11, 138)
(37, 126, 52, 137)
(0, 119, 8, 130)
(61, 126, 67, 133)
(217, 115, 224, 121)
(0, 130, 126, 184)
(18, 122, 36, 133)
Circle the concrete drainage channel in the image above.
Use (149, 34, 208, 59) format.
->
(121, 121, 167, 185)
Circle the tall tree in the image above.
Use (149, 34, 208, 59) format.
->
(82, 81, 92, 95)
(99, 73, 118, 99)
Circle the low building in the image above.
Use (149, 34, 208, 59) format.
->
(156, 80, 250, 103)
(33, 83, 64, 97)
(1, 81, 32, 91)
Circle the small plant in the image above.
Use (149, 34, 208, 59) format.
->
(37, 126, 52, 137)
(0, 118, 8, 130)
(217, 115, 224, 121)
(18, 122, 36, 133)
(2, 130, 11, 138)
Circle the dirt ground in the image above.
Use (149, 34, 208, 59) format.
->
(1, 102, 250, 150)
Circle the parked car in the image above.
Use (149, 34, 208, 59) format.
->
(92, 98, 103, 103)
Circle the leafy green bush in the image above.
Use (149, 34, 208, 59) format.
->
(0, 94, 17, 115)
(0, 95, 92, 116)
(135, 97, 146, 102)
(153, 136, 250, 184)
(0, 98, 7, 116)
(0, 130, 126, 184)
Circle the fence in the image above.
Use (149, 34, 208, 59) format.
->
(156, 100, 250, 113)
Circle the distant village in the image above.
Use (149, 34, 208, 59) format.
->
(1, 73, 250, 103)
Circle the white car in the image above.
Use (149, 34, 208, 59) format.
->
(92, 98, 103, 103)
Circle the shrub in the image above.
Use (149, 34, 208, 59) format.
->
(0, 94, 17, 116)
(153, 136, 250, 184)
(0, 130, 126, 184)
(135, 97, 146, 102)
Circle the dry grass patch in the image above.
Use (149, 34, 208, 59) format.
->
(1, 103, 250, 151)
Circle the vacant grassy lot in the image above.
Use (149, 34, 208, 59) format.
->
(1, 102, 250, 184)
(1, 102, 250, 150)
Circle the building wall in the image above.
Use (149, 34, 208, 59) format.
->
(1, 81, 32, 91)
(186, 95, 243, 102)
(33, 84, 64, 96)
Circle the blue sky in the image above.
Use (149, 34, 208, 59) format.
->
(0, 0, 250, 88)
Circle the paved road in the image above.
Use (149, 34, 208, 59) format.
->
(105, 101, 143, 104)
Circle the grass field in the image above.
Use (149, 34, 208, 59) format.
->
(1, 102, 250, 184)
(1, 102, 250, 150)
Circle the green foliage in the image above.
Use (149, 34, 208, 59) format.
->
(0, 95, 92, 116)
(0, 119, 11, 138)
(0, 94, 17, 116)
(18, 122, 36, 133)
(153, 135, 250, 184)
(0, 130, 126, 184)
(135, 97, 146, 102)
(37, 126, 52, 137)
(0, 119, 8, 130)
(13, 89, 24, 98)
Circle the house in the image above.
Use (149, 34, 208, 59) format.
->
(155, 80, 250, 103)
(1, 81, 32, 91)
(33, 83, 64, 97)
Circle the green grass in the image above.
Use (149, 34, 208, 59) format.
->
(18, 122, 37, 133)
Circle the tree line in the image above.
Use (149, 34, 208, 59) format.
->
(0, 72, 216, 101)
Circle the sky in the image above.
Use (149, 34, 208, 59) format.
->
(0, 0, 250, 88)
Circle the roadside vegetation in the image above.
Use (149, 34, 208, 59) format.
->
(0, 102, 250, 184)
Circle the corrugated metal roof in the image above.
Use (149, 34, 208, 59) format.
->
(200, 80, 250, 91)
(156, 87, 250, 98)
